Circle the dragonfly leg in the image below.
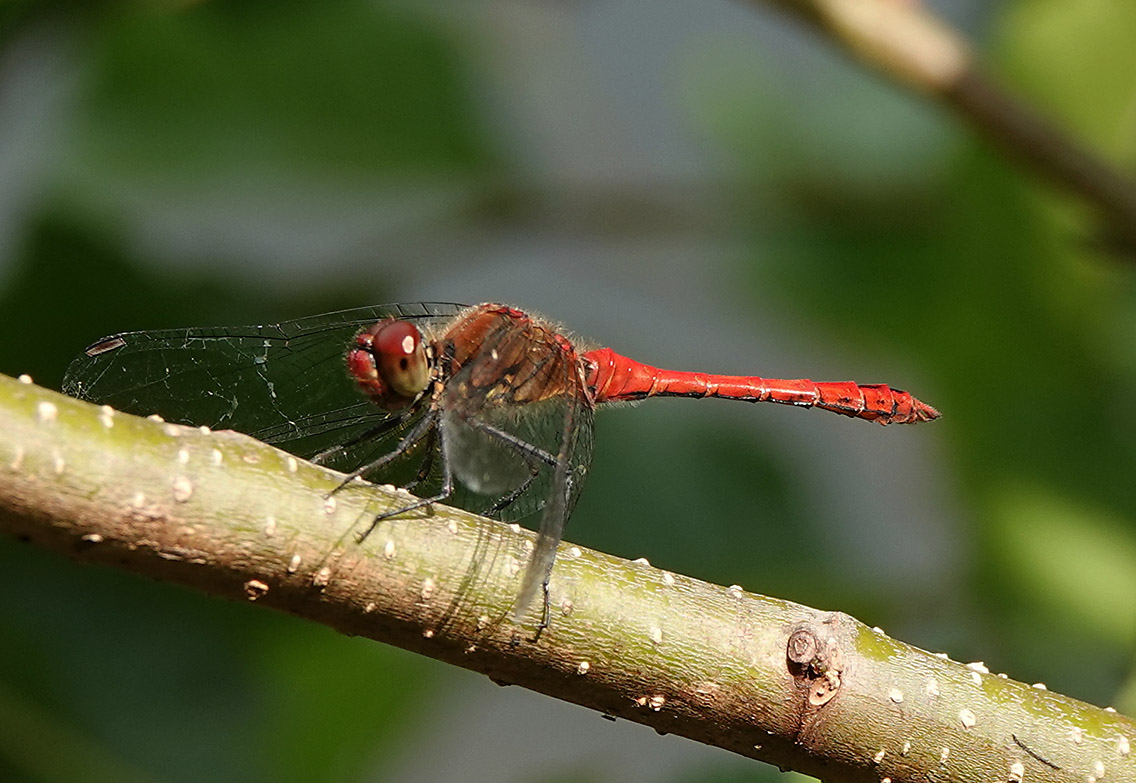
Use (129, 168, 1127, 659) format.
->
(402, 427, 438, 493)
(453, 417, 557, 516)
(485, 470, 538, 516)
(355, 480, 454, 542)
(328, 409, 434, 496)
(460, 419, 558, 467)
(313, 408, 414, 472)
(354, 413, 454, 543)
(452, 415, 559, 637)
(530, 580, 551, 643)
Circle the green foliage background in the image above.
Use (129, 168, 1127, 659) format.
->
(1, 1, 1134, 781)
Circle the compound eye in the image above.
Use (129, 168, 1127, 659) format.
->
(372, 320, 429, 398)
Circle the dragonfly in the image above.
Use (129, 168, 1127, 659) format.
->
(63, 302, 940, 620)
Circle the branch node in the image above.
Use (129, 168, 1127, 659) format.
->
(786, 621, 844, 708)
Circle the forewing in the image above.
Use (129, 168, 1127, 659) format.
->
(61, 302, 465, 471)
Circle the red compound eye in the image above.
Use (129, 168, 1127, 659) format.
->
(371, 320, 429, 399)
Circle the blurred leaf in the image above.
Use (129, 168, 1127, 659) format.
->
(575, 411, 811, 592)
(0, 207, 267, 389)
(1000, 2, 1136, 161)
(1116, 664, 1136, 715)
(990, 482, 1136, 645)
(255, 629, 436, 781)
(0, 678, 156, 783)
(69, 0, 492, 188)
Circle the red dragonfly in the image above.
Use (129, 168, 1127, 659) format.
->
(64, 302, 939, 619)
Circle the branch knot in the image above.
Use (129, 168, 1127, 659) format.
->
(786, 620, 844, 708)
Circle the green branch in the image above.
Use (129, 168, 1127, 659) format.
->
(1, 372, 1132, 783)
(760, 0, 1136, 253)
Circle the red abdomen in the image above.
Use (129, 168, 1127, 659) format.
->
(584, 347, 939, 425)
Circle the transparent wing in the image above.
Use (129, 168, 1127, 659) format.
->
(440, 393, 592, 523)
(61, 302, 465, 472)
(441, 380, 594, 617)
(431, 307, 596, 615)
(511, 386, 594, 617)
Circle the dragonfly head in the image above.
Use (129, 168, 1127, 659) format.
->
(348, 319, 431, 409)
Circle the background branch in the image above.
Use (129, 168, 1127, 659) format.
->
(2, 374, 1133, 783)
(761, 0, 1136, 251)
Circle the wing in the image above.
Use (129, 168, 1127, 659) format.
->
(511, 382, 594, 618)
(438, 385, 594, 618)
(61, 302, 466, 472)
(428, 305, 596, 616)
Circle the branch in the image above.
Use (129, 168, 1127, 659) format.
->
(1, 371, 1132, 783)
(758, 0, 1136, 252)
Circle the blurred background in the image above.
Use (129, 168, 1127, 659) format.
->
(2, 0, 1135, 781)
